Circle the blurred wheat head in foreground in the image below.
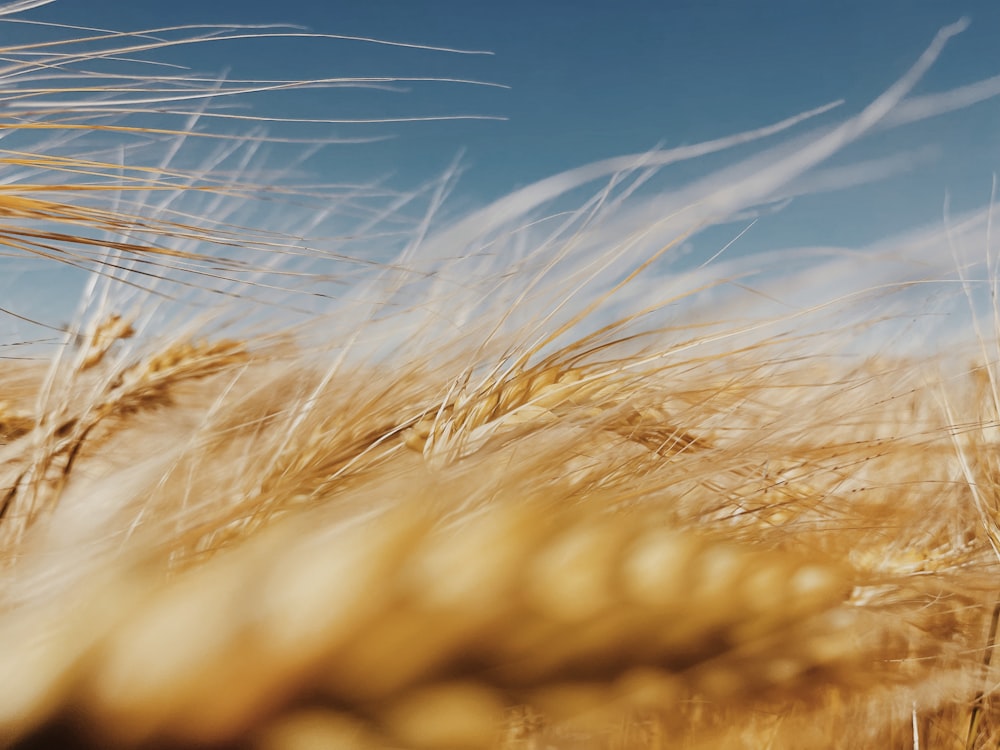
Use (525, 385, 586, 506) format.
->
(1, 2, 1000, 748)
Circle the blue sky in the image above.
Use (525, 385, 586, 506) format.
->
(4, 1, 1000, 347)
(19, 1, 1000, 208)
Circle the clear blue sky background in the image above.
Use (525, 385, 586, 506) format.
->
(19, 1, 1000, 209)
(4, 0, 1000, 344)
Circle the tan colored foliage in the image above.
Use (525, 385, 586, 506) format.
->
(1, 8, 1000, 750)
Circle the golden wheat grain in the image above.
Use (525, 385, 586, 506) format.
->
(0, 486, 863, 748)
(6, 330, 998, 749)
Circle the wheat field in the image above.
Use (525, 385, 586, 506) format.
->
(2, 3, 1000, 748)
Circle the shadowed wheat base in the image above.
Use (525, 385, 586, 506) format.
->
(2, 5, 1000, 749)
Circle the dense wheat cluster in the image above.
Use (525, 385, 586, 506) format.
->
(2, 3, 1000, 748)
